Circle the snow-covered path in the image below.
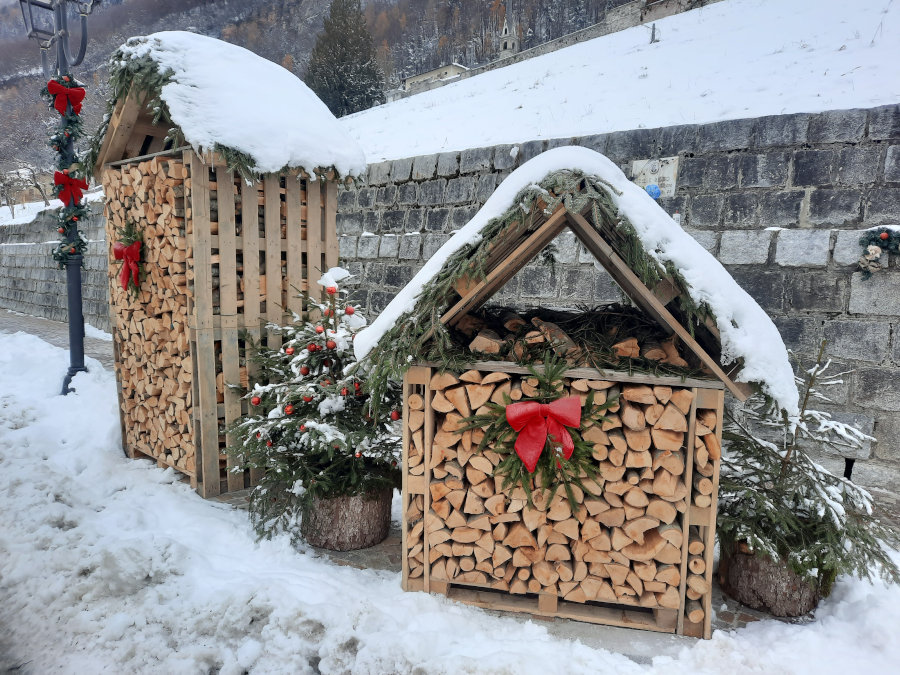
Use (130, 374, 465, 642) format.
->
(1, 330, 898, 674)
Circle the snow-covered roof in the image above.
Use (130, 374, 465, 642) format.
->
(342, 0, 899, 162)
(114, 31, 366, 177)
(355, 147, 800, 415)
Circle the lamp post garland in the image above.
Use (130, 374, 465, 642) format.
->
(19, 0, 100, 394)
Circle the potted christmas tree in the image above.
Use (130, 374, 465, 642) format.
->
(717, 343, 899, 616)
(231, 268, 401, 551)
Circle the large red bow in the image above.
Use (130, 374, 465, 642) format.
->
(505, 396, 582, 473)
(47, 80, 85, 116)
(54, 171, 89, 207)
(113, 240, 141, 292)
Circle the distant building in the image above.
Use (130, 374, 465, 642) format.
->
(402, 63, 469, 94)
(498, 13, 519, 60)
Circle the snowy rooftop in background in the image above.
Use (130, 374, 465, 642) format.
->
(118, 31, 367, 177)
(342, 0, 900, 162)
(355, 147, 800, 415)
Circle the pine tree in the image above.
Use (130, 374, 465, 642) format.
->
(305, 0, 386, 117)
(229, 268, 401, 540)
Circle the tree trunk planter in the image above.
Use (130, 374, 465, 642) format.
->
(301, 486, 392, 551)
(719, 544, 821, 617)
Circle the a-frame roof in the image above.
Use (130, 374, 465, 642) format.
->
(355, 147, 800, 416)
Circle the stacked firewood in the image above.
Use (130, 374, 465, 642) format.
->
(103, 158, 197, 473)
(404, 369, 720, 617)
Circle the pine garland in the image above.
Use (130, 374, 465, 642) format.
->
(857, 227, 900, 280)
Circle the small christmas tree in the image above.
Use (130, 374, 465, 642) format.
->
(231, 268, 401, 540)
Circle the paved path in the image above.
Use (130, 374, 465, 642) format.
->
(0, 309, 114, 370)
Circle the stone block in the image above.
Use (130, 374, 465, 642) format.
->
(396, 183, 418, 205)
(446, 177, 476, 204)
(792, 149, 834, 187)
(405, 209, 424, 233)
(657, 124, 698, 156)
(425, 208, 450, 232)
(594, 269, 622, 303)
(423, 233, 451, 259)
(698, 118, 754, 152)
(775, 229, 831, 267)
(363, 262, 385, 285)
(758, 190, 803, 228)
(874, 414, 900, 461)
(773, 316, 824, 357)
(885, 145, 900, 183)
(337, 188, 357, 210)
(808, 188, 862, 227)
(378, 234, 399, 258)
(555, 231, 578, 263)
(868, 104, 900, 141)
(702, 155, 739, 190)
(824, 320, 891, 363)
(380, 210, 406, 233)
(362, 211, 379, 233)
(561, 268, 592, 301)
(850, 272, 900, 316)
(411, 154, 437, 180)
(855, 368, 900, 411)
(418, 179, 446, 205)
(895, 323, 900, 365)
(683, 228, 718, 254)
(784, 271, 847, 312)
(390, 157, 413, 183)
(459, 147, 493, 174)
(832, 230, 864, 266)
(356, 234, 380, 259)
(336, 213, 362, 235)
(864, 187, 900, 225)
(806, 410, 874, 459)
(517, 140, 545, 164)
(835, 147, 879, 186)
(436, 152, 459, 177)
(451, 205, 479, 228)
(719, 230, 771, 264)
(754, 113, 810, 147)
(338, 235, 357, 259)
(728, 268, 784, 312)
(368, 161, 392, 186)
(739, 152, 788, 188)
(676, 156, 703, 189)
(369, 291, 396, 314)
(688, 194, 723, 228)
(356, 187, 375, 209)
(579, 133, 608, 155)
(399, 234, 421, 260)
(384, 264, 414, 289)
(808, 109, 866, 144)
(722, 193, 759, 228)
(475, 174, 498, 204)
(375, 185, 397, 206)
(604, 128, 657, 163)
(521, 265, 558, 298)
(493, 145, 519, 170)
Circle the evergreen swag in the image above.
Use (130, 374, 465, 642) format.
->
(458, 354, 619, 510)
(229, 270, 401, 540)
(304, 0, 386, 118)
(718, 342, 900, 593)
(361, 169, 713, 414)
(857, 227, 900, 279)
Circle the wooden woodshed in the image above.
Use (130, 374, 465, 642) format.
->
(90, 31, 366, 498)
(354, 147, 799, 639)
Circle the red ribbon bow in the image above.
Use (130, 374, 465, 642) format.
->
(47, 80, 86, 116)
(113, 240, 142, 292)
(54, 171, 89, 207)
(505, 396, 582, 473)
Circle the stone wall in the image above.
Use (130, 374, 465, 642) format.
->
(0, 201, 109, 332)
(335, 105, 900, 462)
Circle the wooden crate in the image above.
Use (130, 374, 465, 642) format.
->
(401, 362, 723, 638)
(103, 149, 338, 497)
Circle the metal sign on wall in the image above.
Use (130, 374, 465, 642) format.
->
(631, 156, 679, 199)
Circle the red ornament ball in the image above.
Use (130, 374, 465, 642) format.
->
(285, 346, 294, 355)
(322, 379, 331, 387)
(250, 395, 261, 406)
(300, 424, 307, 431)
(300, 366, 310, 376)
(69, 246, 76, 253)
(355, 452, 361, 458)
(255, 432, 261, 439)
(344, 306, 355, 315)
(64, 132, 70, 137)
(324, 308, 334, 317)
(880, 232, 890, 241)
(323, 359, 332, 367)
(62, 169, 69, 175)
(303, 395, 313, 402)
(307, 343, 317, 352)
(341, 387, 349, 396)
(72, 216, 78, 221)
(326, 340, 337, 350)
(390, 410, 400, 421)
(58, 227, 65, 234)
(315, 325, 325, 334)
(62, 75, 70, 82)
(284, 404, 294, 415)
(266, 440, 273, 447)
(326, 286, 338, 295)
(354, 381, 360, 389)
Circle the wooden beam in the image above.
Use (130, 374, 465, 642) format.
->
(92, 89, 145, 179)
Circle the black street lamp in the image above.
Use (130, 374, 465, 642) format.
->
(19, 0, 100, 394)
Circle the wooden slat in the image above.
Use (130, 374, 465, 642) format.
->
(401, 372, 412, 590)
(93, 89, 143, 178)
(217, 166, 244, 493)
(307, 179, 323, 298)
(264, 175, 283, 349)
(566, 211, 749, 402)
(188, 151, 221, 497)
(423, 375, 433, 593)
(676, 389, 699, 635)
(325, 180, 338, 270)
(285, 174, 305, 317)
(702, 390, 725, 639)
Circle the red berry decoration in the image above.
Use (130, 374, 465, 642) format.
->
(58, 227, 65, 234)
(300, 366, 310, 376)
(322, 380, 331, 386)
(255, 432, 261, 439)
(880, 231, 890, 240)
(344, 306, 355, 315)
(326, 340, 337, 350)
(303, 395, 313, 402)
(62, 75, 70, 82)
(69, 247, 76, 253)
(315, 325, 325, 334)
(266, 440, 273, 447)
(354, 381, 360, 389)
(324, 308, 334, 317)
(62, 168, 69, 175)
(72, 216, 78, 221)
(326, 286, 337, 295)
(284, 404, 294, 415)
(355, 452, 361, 458)
(300, 424, 307, 431)
(250, 395, 261, 406)
(323, 359, 332, 367)
(390, 410, 400, 421)
(341, 387, 349, 396)
(285, 346, 294, 355)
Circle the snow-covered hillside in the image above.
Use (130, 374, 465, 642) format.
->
(342, 0, 900, 162)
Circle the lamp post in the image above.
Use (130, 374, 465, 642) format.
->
(19, 0, 100, 394)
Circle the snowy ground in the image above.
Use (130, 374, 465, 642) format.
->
(1, 330, 899, 674)
(0, 188, 104, 228)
